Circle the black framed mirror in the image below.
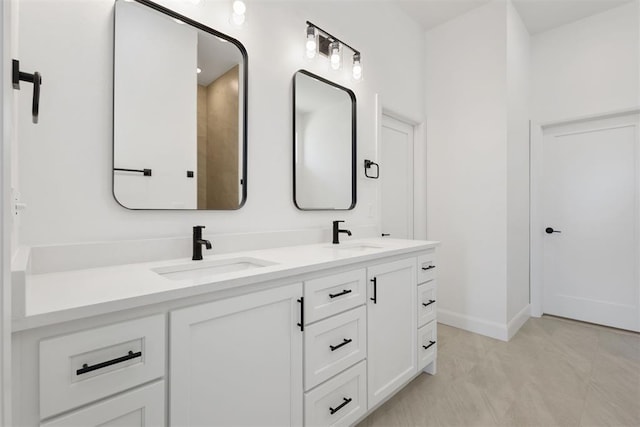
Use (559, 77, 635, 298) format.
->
(293, 70, 356, 210)
(113, 0, 248, 210)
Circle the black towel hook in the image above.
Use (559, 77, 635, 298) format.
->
(364, 159, 379, 179)
(12, 59, 42, 124)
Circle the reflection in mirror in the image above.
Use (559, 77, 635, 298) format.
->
(113, 0, 247, 210)
(293, 70, 356, 210)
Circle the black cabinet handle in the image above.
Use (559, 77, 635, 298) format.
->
(422, 265, 435, 271)
(370, 277, 377, 304)
(423, 341, 436, 350)
(297, 297, 304, 331)
(12, 59, 42, 124)
(76, 350, 142, 376)
(329, 397, 352, 415)
(329, 338, 352, 352)
(329, 289, 352, 299)
(545, 227, 561, 234)
(422, 299, 436, 307)
(381, 233, 390, 237)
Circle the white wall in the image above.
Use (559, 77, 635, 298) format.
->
(506, 1, 530, 323)
(425, 1, 509, 331)
(531, 1, 640, 123)
(113, 1, 198, 209)
(16, 0, 424, 246)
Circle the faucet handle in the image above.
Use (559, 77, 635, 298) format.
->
(333, 220, 345, 225)
(194, 225, 206, 230)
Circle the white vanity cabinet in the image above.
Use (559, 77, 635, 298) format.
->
(417, 249, 438, 374)
(366, 258, 417, 409)
(170, 283, 304, 427)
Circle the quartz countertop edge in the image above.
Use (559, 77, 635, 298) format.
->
(13, 239, 439, 332)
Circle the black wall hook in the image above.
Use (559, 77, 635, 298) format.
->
(364, 159, 379, 179)
(12, 59, 42, 124)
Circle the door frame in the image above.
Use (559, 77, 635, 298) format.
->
(530, 107, 640, 321)
(375, 95, 427, 240)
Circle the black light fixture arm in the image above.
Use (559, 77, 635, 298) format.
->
(306, 21, 360, 56)
(12, 59, 42, 124)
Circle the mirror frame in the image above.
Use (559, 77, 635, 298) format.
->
(112, 0, 248, 210)
(292, 70, 357, 211)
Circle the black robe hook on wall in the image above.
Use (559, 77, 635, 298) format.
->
(12, 59, 42, 124)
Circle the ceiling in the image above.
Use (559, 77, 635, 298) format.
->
(393, 0, 633, 34)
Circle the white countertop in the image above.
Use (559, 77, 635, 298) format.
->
(13, 238, 438, 332)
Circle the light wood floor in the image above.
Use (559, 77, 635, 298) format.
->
(358, 316, 640, 427)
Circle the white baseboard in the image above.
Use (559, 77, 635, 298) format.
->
(437, 308, 509, 341)
(507, 304, 530, 340)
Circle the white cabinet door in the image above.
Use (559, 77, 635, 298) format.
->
(367, 258, 417, 409)
(170, 283, 303, 426)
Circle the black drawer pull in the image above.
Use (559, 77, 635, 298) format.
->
(423, 341, 436, 350)
(76, 350, 142, 375)
(329, 289, 352, 299)
(370, 277, 377, 304)
(422, 265, 435, 271)
(422, 299, 436, 307)
(329, 397, 352, 415)
(297, 297, 304, 332)
(329, 338, 353, 352)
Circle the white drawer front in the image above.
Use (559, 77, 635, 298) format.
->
(305, 360, 367, 427)
(40, 314, 165, 419)
(417, 250, 437, 284)
(417, 281, 437, 327)
(305, 306, 366, 390)
(418, 321, 437, 371)
(41, 380, 165, 427)
(304, 269, 366, 324)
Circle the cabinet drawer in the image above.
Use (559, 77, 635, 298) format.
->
(305, 306, 366, 390)
(417, 281, 437, 327)
(417, 250, 437, 284)
(41, 380, 165, 427)
(418, 321, 437, 371)
(40, 314, 165, 419)
(304, 269, 366, 324)
(304, 360, 367, 427)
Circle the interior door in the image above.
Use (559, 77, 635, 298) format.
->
(542, 113, 639, 331)
(380, 115, 414, 239)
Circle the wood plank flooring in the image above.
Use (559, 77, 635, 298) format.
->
(358, 316, 640, 426)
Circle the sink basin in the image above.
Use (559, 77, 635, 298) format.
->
(153, 257, 276, 281)
(326, 243, 384, 252)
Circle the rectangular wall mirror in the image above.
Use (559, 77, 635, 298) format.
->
(293, 70, 356, 210)
(113, 0, 247, 210)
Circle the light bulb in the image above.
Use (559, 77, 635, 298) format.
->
(232, 0, 246, 15)
(230, 0, 246, 26)
(352, 54, 362, 80)
(330, 42, 340, 70)
(197, 67, 202, 74)
(306, 26, 316, 59)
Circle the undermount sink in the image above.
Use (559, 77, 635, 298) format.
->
(153, 257, 276, 281)
(326, 243, 384, 252)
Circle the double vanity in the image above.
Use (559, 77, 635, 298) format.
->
(12, 237, 438, 426)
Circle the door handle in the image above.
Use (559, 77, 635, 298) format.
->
(545, 227, 561, 234)
(12, 59, 42, 124)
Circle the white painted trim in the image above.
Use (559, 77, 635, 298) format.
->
(437, 308, 508, 342)
(507, 304, 530, 340)
(540, 106, 640, 129)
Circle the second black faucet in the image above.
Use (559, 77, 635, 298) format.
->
(332, 220, 352, 244)
(193, 225, 212, 261)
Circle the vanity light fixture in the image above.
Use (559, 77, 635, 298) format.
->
(197, 67, 202, 74)
(305, 21, 362, 79)
(230, 0, 246, 26)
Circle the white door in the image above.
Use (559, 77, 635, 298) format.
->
(367, 258, 417, 409)
(380, 115, 414, 239)
(542, 113, 639, 331)
(170, 283, 303, 426)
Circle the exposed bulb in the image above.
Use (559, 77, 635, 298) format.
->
(352, 54, 362, 80)
(330, 42, 340, 70)
(197, 67, 202, 74)
(306, 26, 316, 59)
(230, 0, 246, 26)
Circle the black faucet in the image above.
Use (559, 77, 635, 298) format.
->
(192, 225, 212, 261)
(332, 220, 352, 244)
